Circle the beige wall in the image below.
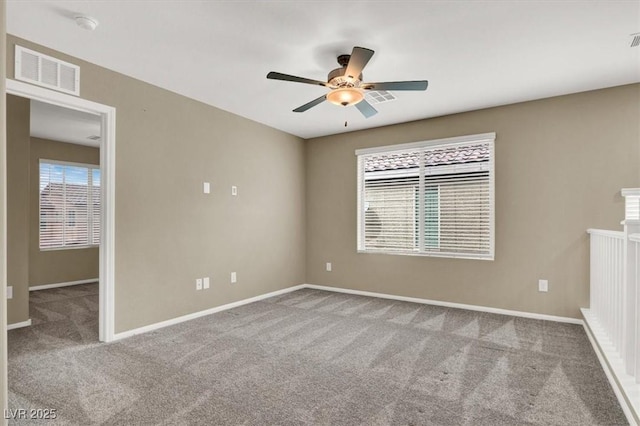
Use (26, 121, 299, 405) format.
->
(4, 35, 637, 334)
(29, 138, 99, 287)
(1, 0, 8, 417)
(306, 84, 640, 319)
(6, 35, 307, 333)
(6, 95, 29, 325)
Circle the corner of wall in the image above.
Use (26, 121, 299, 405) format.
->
(303, 136, 311, 285)
(1, 0, 10, 418)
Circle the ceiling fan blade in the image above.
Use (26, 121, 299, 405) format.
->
(362, 80, 429, 91)
(344, 47, 374, 80)
(293, 95, 327, 113)
(355, 99, 378, 118)
(267, 71, 327, 87)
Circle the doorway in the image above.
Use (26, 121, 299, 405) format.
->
(6, 79, 116, 342)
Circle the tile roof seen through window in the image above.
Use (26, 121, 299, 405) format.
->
(364, 144, 490, 172)
(41, 183, 98, 206)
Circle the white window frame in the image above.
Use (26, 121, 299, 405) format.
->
(39, 158, 101, 251)
(356, 132, 495, 260)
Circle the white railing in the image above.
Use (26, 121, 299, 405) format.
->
(587, 229, 625, 353)
(584, 188, 640, 425)
(629, 232, 640, 381)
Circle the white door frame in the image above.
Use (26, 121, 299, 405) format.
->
(6, 79, 116, 342)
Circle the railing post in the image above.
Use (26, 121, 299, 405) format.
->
(621, 188, 640, 377)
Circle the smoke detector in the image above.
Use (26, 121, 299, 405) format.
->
(74, 15, 99, 31)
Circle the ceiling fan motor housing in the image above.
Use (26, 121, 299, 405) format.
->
(328, 67, 363, 88)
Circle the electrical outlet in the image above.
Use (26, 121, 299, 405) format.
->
(196, 278, 203, 290)
(6, 286, 12, 299)
(231, 272, 237, 284)
(203, 277, 210, 289)
(538, 279, 548, 292)
(326, 262, 332, 272)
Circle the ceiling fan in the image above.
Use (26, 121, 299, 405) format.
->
(267, 46, 428, 118)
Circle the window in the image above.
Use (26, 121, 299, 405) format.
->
(357, 133, 495, 260)
(39, 160, 101, 250)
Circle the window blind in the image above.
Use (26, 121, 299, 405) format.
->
(357, 134, 494, 260)
(91, 168, 101, 245)
(39, 160, 101, 250)
(363, 172, 419, 252)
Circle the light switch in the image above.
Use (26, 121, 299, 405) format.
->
(231, 186, 238, 196)
(231, 272, 237, 283)
(326, 262, 332, 272)
(6, 286, 12, 299)
(203, 182, 210, 194)
(203, 277, 210, 289)
(538, 279, 548, 292)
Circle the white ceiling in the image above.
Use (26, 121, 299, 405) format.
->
(30, 100, 101, 147)
(7, 1, 640, 139)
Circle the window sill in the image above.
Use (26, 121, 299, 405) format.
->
(357, 249, 494, 261)
(40, 244, 99, 252)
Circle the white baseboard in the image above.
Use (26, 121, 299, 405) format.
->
(581, 308, 639, 426)
(7, 319, 31, 330)
(112, 282, 583, 342)
(29, 278, 98, 291)
(112, 284, 307, 341)
(304, 284, 583, 324)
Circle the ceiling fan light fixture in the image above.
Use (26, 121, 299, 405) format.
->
(326, 87, 364, 107)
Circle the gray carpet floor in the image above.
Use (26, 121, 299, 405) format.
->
(8, 285, 627, 425)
